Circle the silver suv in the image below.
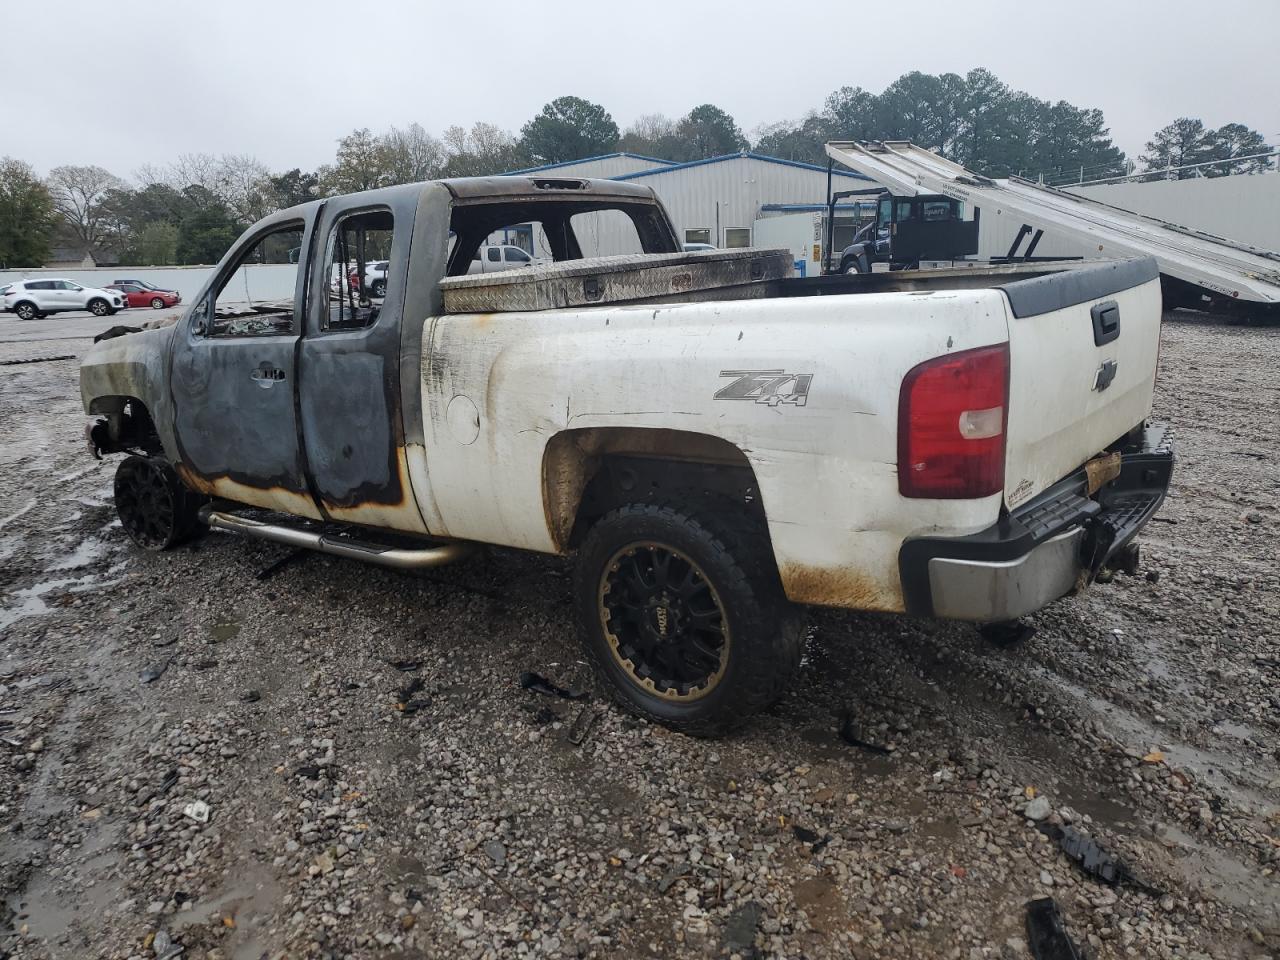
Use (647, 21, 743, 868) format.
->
(3, 279, 126, 320)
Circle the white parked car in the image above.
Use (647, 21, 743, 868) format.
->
(3, 279, 126, 320)
(362, 260, 389, 297)
(467, 244, 538, 274)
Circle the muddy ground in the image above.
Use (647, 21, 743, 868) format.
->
(0, 308, 1277, 960)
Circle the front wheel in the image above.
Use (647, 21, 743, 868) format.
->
(150, 297, 165, 309)
(88, 298, 110, 317)
(573, 500, 802, 737)
(371, 279, 387, 298)
(114, 456, 205, 550)
(843, 260, 862, 275)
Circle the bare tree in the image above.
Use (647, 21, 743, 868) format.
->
(379, 123, 445, 184)
(46, 164, 124, 248)
(217, 153, 272, 223)
(440, 122, 524, 177)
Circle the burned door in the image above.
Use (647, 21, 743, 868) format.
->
(168, 214, 321, 518)
(297, 192, 428, 532)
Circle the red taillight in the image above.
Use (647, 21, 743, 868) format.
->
(898, 343, 1009, 499)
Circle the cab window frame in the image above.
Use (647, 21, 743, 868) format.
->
(197, 218, 307, 339)
(319, 205, 396, 334)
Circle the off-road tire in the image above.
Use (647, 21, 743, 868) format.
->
(573, 497, 802, 737)
(114, 455, 206, 551)
(14, 301, 38, 321)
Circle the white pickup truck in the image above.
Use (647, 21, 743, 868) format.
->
(79, 176, 1172, 736)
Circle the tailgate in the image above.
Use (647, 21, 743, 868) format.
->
(1000, 258, 1163, 509)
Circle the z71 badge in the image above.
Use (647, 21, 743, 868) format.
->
(715, 370, 813, 407)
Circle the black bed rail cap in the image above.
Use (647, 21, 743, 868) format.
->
(1000, 257, 1160, 318)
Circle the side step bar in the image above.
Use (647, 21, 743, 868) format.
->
(200, 507, 473, 570)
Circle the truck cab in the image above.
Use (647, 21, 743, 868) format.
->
(836, 192, 977, 274)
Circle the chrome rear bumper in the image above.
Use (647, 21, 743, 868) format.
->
(899, 423, 1173, 622)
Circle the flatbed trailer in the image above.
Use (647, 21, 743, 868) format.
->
(825, 140, 1280, 315)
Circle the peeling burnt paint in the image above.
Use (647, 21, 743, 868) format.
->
(174, 464, 325, 520)
(322, 447, 429, 533)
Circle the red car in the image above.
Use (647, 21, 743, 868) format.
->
(106, 280, 182, 309)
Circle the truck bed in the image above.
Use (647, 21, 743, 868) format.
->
(441, 249, 1144, 314)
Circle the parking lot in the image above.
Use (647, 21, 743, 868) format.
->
(0, 309, 1277, 958)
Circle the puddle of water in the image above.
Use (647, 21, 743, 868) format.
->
(0, 577, 81, 632)
(6, 825, 121, 948)
(1153, 822, 1280, 923)
(1059, 788, 1139, 828)
(1046, 671, 1278, 815)
(1213, 720, 1261, 743)
(45, 537, 107, 572)
(209, 618, 243, 643)
(0, 569, 124, 632)
(173, 861, 281, 960)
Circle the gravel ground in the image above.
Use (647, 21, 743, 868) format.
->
(0, 309, 1277, 960)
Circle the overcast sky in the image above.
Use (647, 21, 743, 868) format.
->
(9, 0, 1277, 179)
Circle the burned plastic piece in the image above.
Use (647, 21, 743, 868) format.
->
(838, 712, 891, 755)
(1039, 823, 1162, 894)
(1026, 897, 1083, 960)
(193, 659, 218, 671)
(239, 690, 261, 704)
(395, 675, 429, 712)
(519, 671, 588, 701)
(567, 706, 600, 745)
(292, 764, 322, 780)
(254, 547, 308, 582)
(93, 325, 141, 343)
(791, 825, 832, 854)
(723, 900, 764, 957)
(980, 620, 1037, 648)
(386, 659, 422, 672)
(396, 677, 425, 704)
(139, 660, 171, 684)
(792, 825, 820, 844)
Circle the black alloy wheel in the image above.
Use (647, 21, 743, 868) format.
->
(114, 456, 203, 551)
(599, 541, 730, 702)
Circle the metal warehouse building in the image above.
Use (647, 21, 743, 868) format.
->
(502, 152, 871, 271)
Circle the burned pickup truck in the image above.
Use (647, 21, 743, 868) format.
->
(80, 176, 1173, 736)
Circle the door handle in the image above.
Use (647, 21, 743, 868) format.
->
(1091, 301, 1121, 346)
(250, 363, 286, 387)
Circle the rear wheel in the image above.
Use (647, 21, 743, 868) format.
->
(114, 456, 205, 551)
(574, 499, 802, 737)
(371, 279, 387, 298)
(150, 297, 165, 309)
(88, 298, 110, 317)
(14, 302, 38, 321)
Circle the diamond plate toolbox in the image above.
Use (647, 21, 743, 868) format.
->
(439, 248, 794, 314)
